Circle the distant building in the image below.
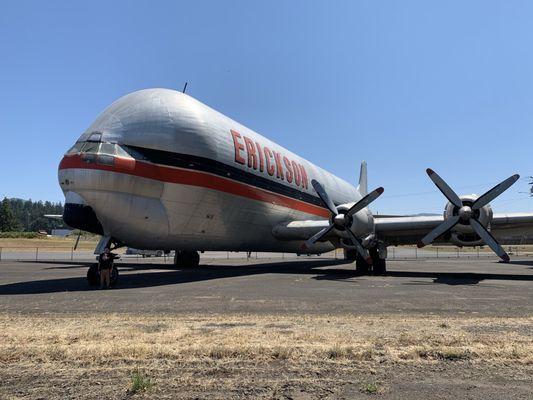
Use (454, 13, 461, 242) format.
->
(51, 229, 73, 237)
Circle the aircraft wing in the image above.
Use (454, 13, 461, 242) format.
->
(44, 214, 63, 219)
(273, 212, 533, 247)
(375, 213, 533, 246)
(273, 167, 533, 262)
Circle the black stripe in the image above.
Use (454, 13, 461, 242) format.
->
(125, 145, 326, 208)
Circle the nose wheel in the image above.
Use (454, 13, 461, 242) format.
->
(86, 264, 119, 286)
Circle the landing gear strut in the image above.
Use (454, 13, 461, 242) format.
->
(87, 236, 122, 287)
(174, 250, 200, 268)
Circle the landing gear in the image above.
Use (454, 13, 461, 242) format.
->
(369, 245, 387, 276)
(110, 266, 119, 285)
(87, 264, 99, 286)
(355, 255, 370, 275)
(372, 256, 387, 276)
(174, 250, 200, 268)
(346, 248, 370, 275)
(348, 242, 387, 276)
(86, 264, 119, 286)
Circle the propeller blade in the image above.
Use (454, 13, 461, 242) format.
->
(74, 231, 81, 251)
(470, 219, 510, 262)
(418, 215, 460, 247)
(345, 229, 372, 264)
(472, 174, 520, 210)
(346, 187, 385, 218)
(303, 224, 336, 249)
(426, 169, 463, 208)
(312, 179, 338, 216)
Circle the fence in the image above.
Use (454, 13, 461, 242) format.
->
(0, 246, 530, 262)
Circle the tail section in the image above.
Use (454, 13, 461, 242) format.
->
(357, 161, 368, 196)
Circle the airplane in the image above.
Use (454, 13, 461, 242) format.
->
(58, 88, 533, 282)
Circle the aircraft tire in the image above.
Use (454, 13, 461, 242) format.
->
(355, 255, 370, 275)
(87, 264, 100, 286)
(373, 258, 387, 275)
(345, 249, 358, 262)
(370, 247, 387, 275)
(110, 266, 119, 286)
(174, 250, 200, 268)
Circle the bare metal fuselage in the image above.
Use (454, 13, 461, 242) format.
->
(58, 89, 370, 253)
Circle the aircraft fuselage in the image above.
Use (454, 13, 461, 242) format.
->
(58, 89, 370, 253)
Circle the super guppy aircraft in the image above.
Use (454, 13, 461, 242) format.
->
(59, 88, 533, 280)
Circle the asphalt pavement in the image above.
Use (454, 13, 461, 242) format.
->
(1, 257, 532, 316)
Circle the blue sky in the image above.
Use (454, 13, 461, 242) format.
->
(1, 0, 532, 214)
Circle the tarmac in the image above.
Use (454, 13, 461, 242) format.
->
(1, 256, 532, 316)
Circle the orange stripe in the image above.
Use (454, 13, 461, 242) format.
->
(59, 155, 330, 218)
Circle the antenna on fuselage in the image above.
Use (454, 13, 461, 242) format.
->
(182, 82, 188, 93)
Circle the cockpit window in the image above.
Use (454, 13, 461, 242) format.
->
(99, 143, 116, 156)
(66, 142, 83, 155)
(87, 132, 102, 142)
(121, 145, 147, 160)
(81, 142, 100, 153)
(115, 145, 131, 158)
(65, 141, 137, 166)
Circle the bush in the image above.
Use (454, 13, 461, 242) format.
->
(0, 232, 42, 239)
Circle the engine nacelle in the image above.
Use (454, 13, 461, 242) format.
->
(444, 194, 493, 246)
(335, 202, 375, 239)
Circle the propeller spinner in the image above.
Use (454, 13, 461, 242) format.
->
(304, 179, 384, 263)
(418, 169, 519, 262)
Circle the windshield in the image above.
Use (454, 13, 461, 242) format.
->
(65, 141, 133, 159)
(65, 140, 136, 167)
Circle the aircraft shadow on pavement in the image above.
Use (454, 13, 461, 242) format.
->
(507, 259, 533, 268)
(0, 259, 532, 295)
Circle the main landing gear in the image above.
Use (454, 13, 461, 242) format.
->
(345, 244, 387, 276)
(174, 250, 200, 268)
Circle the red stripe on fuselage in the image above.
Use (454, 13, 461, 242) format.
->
(59, 155, 330, 218)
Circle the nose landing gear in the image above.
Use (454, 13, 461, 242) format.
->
(86, 264, 119, 286)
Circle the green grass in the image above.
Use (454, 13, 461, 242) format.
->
(129, 371, 154, 394)
(360, 382, 380, 394)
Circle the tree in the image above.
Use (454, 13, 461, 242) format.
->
(0, 197, 18, 232)
(3, 198, 64, 232)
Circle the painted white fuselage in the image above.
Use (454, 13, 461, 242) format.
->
(58, 89, 367, 253)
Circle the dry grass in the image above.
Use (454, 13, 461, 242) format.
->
(0, 237, 99, 251)
(1, 313, 531, 364)
(0, 313, 531, 398)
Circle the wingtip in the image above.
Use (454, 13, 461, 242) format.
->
(500, 254, 510, 263)
(376, 187, 384, 194)
(426, 168, 434, 176)
(417, 241, 426, 248)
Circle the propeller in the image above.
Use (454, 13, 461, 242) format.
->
(418, 169, 519, 262)
(304, 179, 384, 263)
